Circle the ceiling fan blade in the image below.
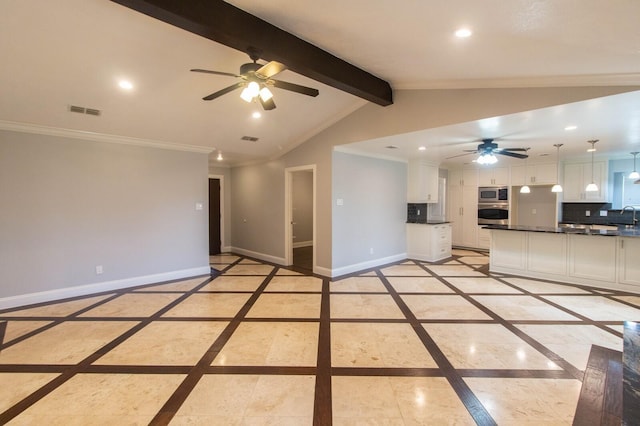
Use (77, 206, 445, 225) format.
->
(191, 68, 240, 78)
(255, 61, 286, 79)
(446, 152, 476, 159)
(497, 151, 528, 159)
(260, 96, 276, 110)
(497, 147, 528, 152)
(271, 79, 319, 97)
(202, 82, 244, 101)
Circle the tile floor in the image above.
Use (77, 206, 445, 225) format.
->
(0, 249, 639, 424)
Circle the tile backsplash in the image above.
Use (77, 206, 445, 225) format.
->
(407, 203, 428, 223)
(562, 202, 635, 225)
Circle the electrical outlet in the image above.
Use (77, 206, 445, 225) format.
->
(532, 208, 537, 215)
(95, 265, 103, 275)
(369, 247, 374, 254)
(585, 210, 591, 217)
(600, 210, 607, 217)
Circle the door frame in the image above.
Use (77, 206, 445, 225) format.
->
(208, 174, 226, 252)
(284, 165, 316, 271)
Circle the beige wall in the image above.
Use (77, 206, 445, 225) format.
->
(0, 130, 210, 307)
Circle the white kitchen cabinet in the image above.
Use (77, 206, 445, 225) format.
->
(406, 223, 452, 262)
(527, 232, 567, 275)
(477, 226, 491, 249)
(562, 161, 607, 202)
(490, 230, 527, 270)
(568, 234, 616, 282)
(448, 185, 478, 248)
(408, 160, 439, 203)
(511, 163, 558, 186)
(478, 166, 509, 186)
(618, 237, 640, 286)
(449, 168, 478, 187)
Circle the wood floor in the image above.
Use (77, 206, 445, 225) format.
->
(0, 249, 638, 424)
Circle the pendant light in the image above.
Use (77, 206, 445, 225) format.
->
(585, 140, 598, 192)
(520, 147, 531, 193)
(551, 144, 563, 193)
(629, 152, 640, 179)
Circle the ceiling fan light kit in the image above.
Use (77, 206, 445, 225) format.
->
(585, 140, 599, 192)
(477, 153, 498, 165)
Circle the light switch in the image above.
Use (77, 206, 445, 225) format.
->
(600, 210, 607, 217)
(195, 202, 203, 211)
(336, 198, 344, 206)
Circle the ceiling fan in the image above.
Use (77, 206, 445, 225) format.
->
(190, 49, 319, 110)
(448, 138, 528, 164)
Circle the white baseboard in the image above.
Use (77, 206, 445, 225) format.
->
(330, 253, 407, 278)
(293, 240, 313, 248)
(230, 247, 287, 266)
(0, 266, 211, 310)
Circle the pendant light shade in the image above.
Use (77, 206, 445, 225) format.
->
(551, 144, 563, 193)
(520, 185, 531, 193)
(585, 140, 598, 192)
(629, 152, 640, 179)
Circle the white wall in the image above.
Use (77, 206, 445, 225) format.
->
(0, 130, 210, 307)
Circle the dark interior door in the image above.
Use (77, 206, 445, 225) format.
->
(209, 178, 221, 255)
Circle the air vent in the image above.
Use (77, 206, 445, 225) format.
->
(241, 136, 259, 142)
(385, 145, 398, 149)
(69, 105, 101, 116)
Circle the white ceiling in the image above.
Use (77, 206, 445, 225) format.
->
(1, 0, 640, 166)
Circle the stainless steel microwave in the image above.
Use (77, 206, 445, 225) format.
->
(478, 186, 508, 203)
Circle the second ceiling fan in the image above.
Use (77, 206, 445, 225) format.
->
(448, 138, 528, 164)
(191, 49, 319, 110)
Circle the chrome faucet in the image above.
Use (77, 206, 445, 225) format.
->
(620, 205, 638, 226)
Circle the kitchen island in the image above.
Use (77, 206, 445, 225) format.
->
(485, 225, 640, 293)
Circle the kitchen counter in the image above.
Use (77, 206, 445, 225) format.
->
(483, 224, 640, 237)
(487, 226, 640, 293)
(406, 220, 450, 225)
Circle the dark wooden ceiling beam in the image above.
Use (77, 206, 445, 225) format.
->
(110, 0, 393, 106)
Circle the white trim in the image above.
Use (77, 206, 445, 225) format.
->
(0, 266, 211, 310)
(230, 246, 287, 266)
(330, 253, 407, 278)
(0, 120, 213, 154)
(293, 240, 313, 248)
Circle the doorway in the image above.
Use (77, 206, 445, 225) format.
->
(285, 165, 316, 273)
(209, 178, 221, 255)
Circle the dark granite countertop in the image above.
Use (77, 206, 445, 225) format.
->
(406, 221, 450, 225)
(483, 224, 640, 237)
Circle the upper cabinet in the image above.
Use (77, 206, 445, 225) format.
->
(407, 160, 439, 203)
(511, 163, 558, 186)
(478, 166, 509, 186)
(449, 168, 478, 187)
(562, 161, 607, 202)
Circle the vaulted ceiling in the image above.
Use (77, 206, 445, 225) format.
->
(1, 0, 639, 165)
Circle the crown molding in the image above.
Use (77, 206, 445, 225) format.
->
(0, 120, 213, 154)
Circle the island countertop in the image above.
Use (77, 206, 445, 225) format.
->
(482, 224, 640, 237)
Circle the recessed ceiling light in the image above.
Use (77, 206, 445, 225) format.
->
(252, 111, 262, 119)
(118, 80, 133, 90)
(418, 146, 426, 151)
(455, 28, 472, 38)
(564, 125, 577, 131)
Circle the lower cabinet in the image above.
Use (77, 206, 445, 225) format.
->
(489, 229, 640, 291)
(407, 223, 452, 262)
(619, 237, 640, 285)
